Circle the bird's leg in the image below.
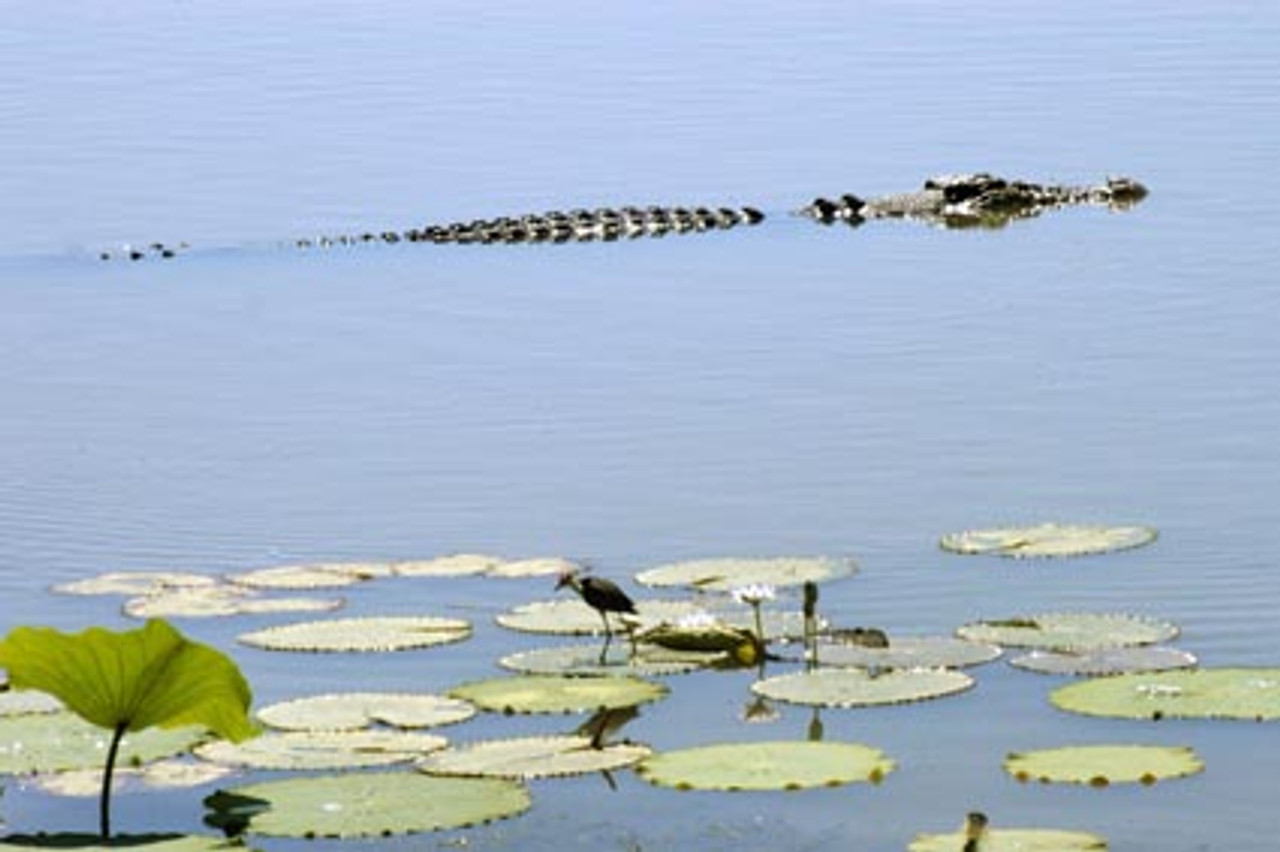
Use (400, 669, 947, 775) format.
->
(599, 610, 613, 640)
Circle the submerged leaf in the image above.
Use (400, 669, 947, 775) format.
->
(940, 523, 1156, 558)
(238, 616, 470, 653)
(447, 674, 667, 715)
(1051, 668, 1280, 721)
(419, 735, 651, 779)
(752, 668, 973, 708)
(1010, 646, 1197, 676)
(634, 556, 856, 591)
(51, 572, 219, 597)
(195, 730, 446, 770)
(1004, 744, 1204, 785)
(255, 692, 475, 732)
(499, 643, 723, 677)
(956, 612, 1177, 651)
(636, 740, 894, 791)
(228, 563, 385, 589)
(814, 635, 1001, 670)
(391, 554, 501, 577)
(29, 759, 235, 797)
(123, 586, 342, 619)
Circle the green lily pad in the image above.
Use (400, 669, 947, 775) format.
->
(0, 834, 262, 850)
(51, 572, 218, 597)
(814, 635, 1001, 670)
(956, 612, 1178, 651)
(485, 557, 583, 578)
(0, 713, 205, 774)
(940, 523, 1156, 558)
(238, 616, 471, 653)
(226, 771, 530, 837)
(447, 674, 667, 715)
(499, 643, 724, 677)
(909, 826, 1107, 851)
(195, 730, 447, 770)
(391, 554, 501, 577)
(227, 563, 384, 590)
(28, 759, 235, 797)
(123, 586, 343, 619)
(1010, 646, 1197, 676)
(1004, 744, 1204, 785)
(419, 735, 651, 779)
(495, 598, 699, 635)
(636, 740, 894, 791)
(256, 692, 476, 732)
(751, 668, 974, 708)
(0, 689, 63, 716)
(634, 556, 856, 591)
(1051, 668, 1280, 721)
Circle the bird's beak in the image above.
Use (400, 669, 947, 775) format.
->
(554, 574, 570, 590)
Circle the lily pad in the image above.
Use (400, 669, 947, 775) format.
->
(51, 572, 218, 597)
(1010, 646, 1197, 676)
(634, 556, 856, 591)
(814, 635, 1002, 670)
(419, 735, 651, 779)
(238, 616, 471, 653)
(499, 643, 724, 677)
(225, 771, 530, 837)
(909, 826, 1107, 851)
(0, 834, 263, 850)
(227, 563, 383, 590)
(751, 668, 974, 708)
(256, 692, 476, 732)
(956, 612, 1178, 651)
(636, 740, 894, 791)
(1004, 744, 1204, 785)
(485, 557, 583, 579)
(391, 554, 501, 577)
(195, 730, 447, 770)
(123, 586, 343, 619)
(940, 523, 1156, 558)
(0, 713, 205, 774)
(447, 674, 667, 715)
(495, 598, 699, 635)
(1051, 668, 1280, 721)
(29, 759, 235, 797)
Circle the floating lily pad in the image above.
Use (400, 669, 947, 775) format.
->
(0, 712, 205, 774)
(0, 834, 263, 850)
(1010, 646, 1197, 676)
(447, 674, 667, 715)
(499, 644, 724, 677)
(29, 759, 235, 797)
(956, 613, 1178, 651)
(256, 692, 475, 732)
(636, 740, 894, 791)
(195, 730, 446, 770)
(238, 616, 471, 653)
(51, 572, 218, 597)
(392, 554, 501, 577)
(485, 557, 583, 579)
(814, 635, 1002, 670)
(495, 598, 699, 635)
(226, 771, 530, 837)
(419, 735, 651, 779)
(1051, 668, 1280, 721)
(227, 563, 383, 590)
(940, 523, 1156, 558)
(123, 586, 343, 619)
(751, 668, 974, 708)
(909, 827, 1107, 851)
(1004, 744, 1204, 785)
(634, 556, 856, 591)
(0, 689, 63, 716)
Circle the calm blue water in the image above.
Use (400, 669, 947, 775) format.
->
(1, 2, 1278, 850)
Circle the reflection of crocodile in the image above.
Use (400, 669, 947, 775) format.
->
(98, 174, 1145, 260)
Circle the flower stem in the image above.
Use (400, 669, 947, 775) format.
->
(100, 722, 127, 840)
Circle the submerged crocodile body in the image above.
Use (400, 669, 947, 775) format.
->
(98, 174, 1145, 261)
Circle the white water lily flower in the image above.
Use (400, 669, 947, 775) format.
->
(731, 584, 777, 606)
(675, 610, 719, 630)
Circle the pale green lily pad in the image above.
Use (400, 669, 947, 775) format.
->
(227, 563, 384, 590)
(814, 635, 1001, 670)
(256, 692, 476, 732)
(1005, 744, 1204, 785)
(51, 572, 218, 596)
(635, 556, 856, 591)
(751, 668, 974, 708)
(495, 598, 699, 635)
(123, 586, 343, 619)
(0, 689, 63, 716)
(636, 740, 893, 791)
(485, 557, 582, 578)
(448, 674, 667, 715)
(499, 643, 724, 677)
(909, 827, 1107, 851)
(0, 834, 262, 850)
(238, 616, 471, 653)
(195, 730, 447, 770)
(0, 713, 205, 774)
(419, 735, 651, 779)
(227, 771, 530, 837)
(28, 759, 235, 797)
(940, 523, 1156, 558)
(1051, 668, 1280, 721)
(956, 612, 1178, 651)
(392, 554, 501, 577)
(1011, 646, 1197, 676)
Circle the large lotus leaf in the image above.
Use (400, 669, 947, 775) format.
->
(0, 689, 63, 716)
(956, 613, 1177, 651)
(814, 636, 1001, 670)
(195, 730, 446, 770)
(256, 692, 475, 732)
(1051, 668, 1280, 721)
(123, 586, 342, 619)
(485, 557, 582, 578)
(634, 557, 856, 591)
(751, 668, 973, 708)
(939, 523, 1156, 558)
(391, 554, 500, 577)
(29, 759, 235, 797)
(419, 735, 651, 779)
(1011, 646, 1197, 676)
(226, 771, 530, 837)
(1005, 744, 1204, 785)
(238, 616, 470, 652)
(447, 674, 667, 715)
(499, 644, 723, 677)
(0, 620, 254, 741)
(52, 573, 219, 597)
(909, 827, 1107, 851)
(0, 834, 263, 850)
(636, 740, 893, 791)
(0, 713, 205, 774)
(228, 563, 386, 589)
(495, 598, 699, 635)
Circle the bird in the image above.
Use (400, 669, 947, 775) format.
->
(554, 568, 637, 638)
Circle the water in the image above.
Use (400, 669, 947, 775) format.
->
(2, 2, 1278, 849)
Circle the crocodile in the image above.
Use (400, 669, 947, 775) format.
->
(96, 174, 1146, 261)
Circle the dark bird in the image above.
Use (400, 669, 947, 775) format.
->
(555, 569, 637, 638)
